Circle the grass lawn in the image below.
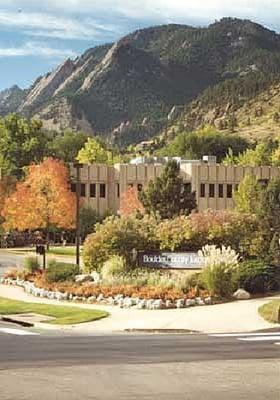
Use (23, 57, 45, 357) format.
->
(8, 246, 79, 257)
(259, 300, 280, 324)
(47, 246, 79, 256)
(0, 297, 108, 325)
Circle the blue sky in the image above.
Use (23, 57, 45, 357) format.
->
(0, 0, 280, 91)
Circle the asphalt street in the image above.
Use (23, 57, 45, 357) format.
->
(0, 249, 76, 276)
(0, 250, 25, 276)
(0, 322, 280, 400)
(1, 249, 280, 399)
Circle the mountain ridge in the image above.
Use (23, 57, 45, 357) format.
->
(1, 17, 280, 146)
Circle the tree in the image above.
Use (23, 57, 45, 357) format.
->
(224, 142, 275, 166)
(120, 186, 144, 216)
(0, 114, 50, 176)
(49, 131, 89, 162)
(234, 174, 263, 214)
(158, 126, 249, 162)
(80, 205, 101, 239)
(2, 158, 76, 242)
(77, 137, 120, 165)
(140, 160, 197, 219)
(259, 177, 280, 232)
(0, 176, 16, 233)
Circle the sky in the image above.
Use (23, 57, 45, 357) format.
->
(0, 0, 280, 91)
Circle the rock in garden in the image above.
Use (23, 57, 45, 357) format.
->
(233, 289, 251, 300)
(87, 296, 97, 304)
(97, 294, 104, 302)
(165, 300, 173, 309)
(137, 299, 147, 309)
(195, 297, 205, 306)
(176, 299, 185, 309)
(204, 297, 212, 305)
(90, 271, 101, 283)
(153, 299, 163, 310)
(186, 299, 196, 307)
(118, 299, 125, 308)
(124, 298, 134, 308)
(75, 274, 93, 284)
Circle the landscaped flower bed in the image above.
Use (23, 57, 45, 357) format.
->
(0, 274, 212, 310)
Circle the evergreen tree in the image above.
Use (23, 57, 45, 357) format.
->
(140, 160, 197, 219)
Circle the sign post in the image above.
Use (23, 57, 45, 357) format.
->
(36, 245, 46, 270)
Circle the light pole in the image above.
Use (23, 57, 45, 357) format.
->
(74, 162, 83, 269)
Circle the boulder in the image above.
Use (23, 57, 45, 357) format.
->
(90, 271, 101, 283)
(153, 299, 163, 310)
(204, 297, 212, 305)
(233, 289, 251, 300)
(75, 274, 93, 284)
(137, 299, 147, 309)
(195, 297, 205, 306)
(186, 299, 196, 307)
(176, 299, 185, 309)
(165, 300, 173, 309)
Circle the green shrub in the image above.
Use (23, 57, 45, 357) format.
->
(102, 256, 126, 280)
(83, 214, 158, 273)
(24, 256, 40, 273)
(202, 264, 236, 298)
(184, 272, 206, 291)
(234, 261, 280, 294)
(46, 260, 79, 283)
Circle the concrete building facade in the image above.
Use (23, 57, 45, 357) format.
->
(70, 157, 280, 215)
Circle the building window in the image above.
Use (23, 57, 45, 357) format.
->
(258, 179, 269, 188)
(80, 183, 86, 197)
(71, 183, 76, 193)
(100, 184, 106, 198)
(184, 183, 192, 194)
(137, 183, 143, 192)
(235, 184, 239, 192)
(218, 184, 224, 198)
(116, 183, 120, 198)
(200, 183, 205, 198)
(209, 184, 215, 198)
(227, 184, 233, 198)
(90, 184, 96, 198)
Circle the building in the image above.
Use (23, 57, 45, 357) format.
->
(70, 156, 280, 216)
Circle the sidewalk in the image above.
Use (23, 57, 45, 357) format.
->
(0, 284, 279, 334)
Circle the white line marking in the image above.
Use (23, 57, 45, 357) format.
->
(238, 336, 280, 342)
(275, 343, 280, 346)
(0, 328, 38, 336)
(210, 332, 280, 338)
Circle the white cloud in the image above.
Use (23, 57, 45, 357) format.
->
(0, 41, 77, 58)
(0, 9, 120, 40)
(4, 0, 279, 22)
(0, 1, 279, 45)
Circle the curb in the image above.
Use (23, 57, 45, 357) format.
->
(124, 328, 199, 334)
(1, 316, 34, 327)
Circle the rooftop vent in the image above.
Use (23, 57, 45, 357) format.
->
(202, 155, 217, 164)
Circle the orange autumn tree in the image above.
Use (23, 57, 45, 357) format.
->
(0, 176, 16, 230)
(120, 186, 144, 216)
(2, 158, 76, 239)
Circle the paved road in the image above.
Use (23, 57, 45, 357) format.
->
(0, 323, 279, 399)
(0, 249, 76, 276)
(0, 250, 25, 276)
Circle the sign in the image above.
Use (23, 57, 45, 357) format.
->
(35, 245, 46, 255)
(138, 251, 204, 270)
